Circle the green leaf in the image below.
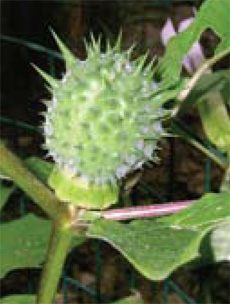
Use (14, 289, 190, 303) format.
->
(198, 93, 230, 153)
(158, 0, 230, 88)
(88, 192, 230, 280)
(0, 213, 85, 278)
(0, 181, 15, 210)
(158, 192, 230, 229)
(0, 215, 52, 277)
(25, 157, 54, 185)
(1, 295, 36, 304)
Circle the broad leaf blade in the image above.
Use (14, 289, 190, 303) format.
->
(198, 93, 230, 153)
(88, 219, 200, 281)
(0, 215, 51, 277)
(0, 214, 85, 277)
(88, 192, 230, 280)
(159, 192, 230, 229)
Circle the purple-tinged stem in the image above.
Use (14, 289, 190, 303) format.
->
(102, 200, 194, 221)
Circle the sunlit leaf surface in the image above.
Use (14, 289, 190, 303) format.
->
(88, 192, 230, 280)
(0, 215, 51, 277)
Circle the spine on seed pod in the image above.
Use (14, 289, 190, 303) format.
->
(36, 32, 168, 209)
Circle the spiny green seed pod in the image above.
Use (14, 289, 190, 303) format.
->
(37, 33, 167, 208)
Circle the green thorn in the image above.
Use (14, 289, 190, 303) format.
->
(83, 37, 90, 55)
(126, 44, 136, 59)
(41, 100, 50, 107)
(89, 33, 101, 54)
(32, 64, 58, 87)
(134, 52, 149, 75)
(144, 57, 157, 78)
(113, 30, 122, 51)
(50, 29, 76, 67)
(84, 39, 96, 59)
(45, 85, 54, 93)
(106, 39, 113, 53)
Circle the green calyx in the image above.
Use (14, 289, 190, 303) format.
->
(39, 32, 166, 186)
(49, 166, 118, 209)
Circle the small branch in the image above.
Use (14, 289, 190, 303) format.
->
(37, 220, 72, 304)
(101, 200, 193, 221)
(0, 140, 68, 221)
(178, 48, 230, 103)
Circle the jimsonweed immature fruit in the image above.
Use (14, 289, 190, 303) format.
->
(37, 33, 167, 208)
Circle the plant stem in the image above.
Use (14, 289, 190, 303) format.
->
(0, 140, 68, 221)
(102, 200, 193, 221)
(178, 48, 230, 102)
(37, 219, 72, 304)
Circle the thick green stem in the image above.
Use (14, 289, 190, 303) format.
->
(0, 140, 68, 221)
(37, 219, 72, 304)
